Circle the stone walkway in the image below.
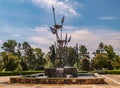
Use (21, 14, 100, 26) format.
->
(0, 75, 120, 88)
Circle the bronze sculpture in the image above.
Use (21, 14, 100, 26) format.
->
(50, 6, 71, 67)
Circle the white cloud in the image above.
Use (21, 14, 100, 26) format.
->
(31, 0, 81, 17)
(99, 16, 117, 20)
(31, 44, 38, 48)
(11, 34, 20, 37)
(1, 25, 119, 55)
(30, 25, 120, 55)
(31, 36, 52, 45)
(34, 26, 48, 32)
(30, 35, 54, 53)
(61, 27, 120, 55)
(30, 25, 55, 52)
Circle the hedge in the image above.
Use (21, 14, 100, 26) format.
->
(104, 70, 120, 74)
(0, 70, 44, 76)
(1, 70, 119, 76)
(78, 71, 88, 73)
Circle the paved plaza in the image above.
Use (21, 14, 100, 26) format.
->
(0, 75, 120, 88)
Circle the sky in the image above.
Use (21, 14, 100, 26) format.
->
(0, 0, 120, 55)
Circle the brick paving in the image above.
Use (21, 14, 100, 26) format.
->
(0, 75, 120, 88)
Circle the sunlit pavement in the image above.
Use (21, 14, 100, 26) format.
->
(0, 75, 120, 88)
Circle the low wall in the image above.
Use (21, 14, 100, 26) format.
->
(10, 75, 105, 84)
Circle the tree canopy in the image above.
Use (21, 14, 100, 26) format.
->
(0, 40, 120, 71)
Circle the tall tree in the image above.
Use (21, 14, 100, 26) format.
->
(22, 41, 35, 70)
(22, 42, 31, 54)
(1, 40, 17, 54)
(34, 48, 46, 70)
(112, 55, 120, 69)
(79, 45, 89, 58)
(81, 58, 90, 71)
(16, 43, 22, 57)
(98, 42, 105, 54)
(1, 52, 19, 71)
(0, 53, 4, 71)
(104, 45, 115, 60)
(93, 54, 109, 70)
(47, 45, 56, 67)
(68, 47, 77, 66)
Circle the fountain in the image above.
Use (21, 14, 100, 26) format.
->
(45, 6, 78, 78)
(10, 6, 105, 84)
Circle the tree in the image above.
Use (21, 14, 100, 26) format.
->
(92, 43, 115, 70)
(16, 43, 22, 57)
(92, 42, 105, 57)
(81, 58, 90, 71)
(48, 45, 56, 66)
(90, 59, 95, 71)
(47, 45, 56, 67)
(1, 40, 17, 54)
(68, 47, 77, 66)
(79, 45, 89, 58)
(22, 41, 35, 70)
(1, 52, 19, 71)
(0, 53, 4, 71)
(20, 59, 28, 71)
(34, 48, 46, 70)
(22, 42, 31, 53)
(98, 42, 105, 54)
(112, 55, 120, 69)
(93, 54, 109, 70)
(104, 45, 115, 60)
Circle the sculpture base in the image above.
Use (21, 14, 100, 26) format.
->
(45, 67, 78, 77)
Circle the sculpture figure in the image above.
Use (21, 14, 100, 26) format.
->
(49, 6, 71, 67)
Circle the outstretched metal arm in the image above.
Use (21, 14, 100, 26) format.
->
(65, 33, 67, 45)
(68, 36, 72, 43)
(52, 6, 56, 25)
(60, 16, 65, 39)
(50, 27, 60, 40)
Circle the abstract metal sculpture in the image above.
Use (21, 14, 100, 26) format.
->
(50, 6, 72, 67)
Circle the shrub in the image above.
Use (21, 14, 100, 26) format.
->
(0, 70, 44, 76)
(104, 70, 120, 74)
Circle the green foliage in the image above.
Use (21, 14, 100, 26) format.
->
(1, 40, 17, 54)
(0, 40, 46, 71)
(47, 45, 78, 67)
(79, 45, 89, 58)
(20, 59, 28, 71)
(1, 52, 19, 71)
(0, 40, 120, 71)
(34, 48, 46, 70)
(80, 58, 90, 71)
(0, 70, 44, 76)
(104, 70, 120, 74)
(0, 56, 4, 71)
(22, 42, 35, 70)
(93, 54, 110, 70)
(112, 55, 120, 69)
(48, 45, 56, 66)
(98, 42, 105, 54)
(78, 71, 88, 73)
(91, 43, 119, 70)
(104, 45, 115, 60)
(14, 64, 23, 73)
(68, 47, 77, 66)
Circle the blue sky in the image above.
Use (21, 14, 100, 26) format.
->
(0, 0, 120, 55)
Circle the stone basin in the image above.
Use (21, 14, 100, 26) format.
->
(10, 73, 105, 84)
